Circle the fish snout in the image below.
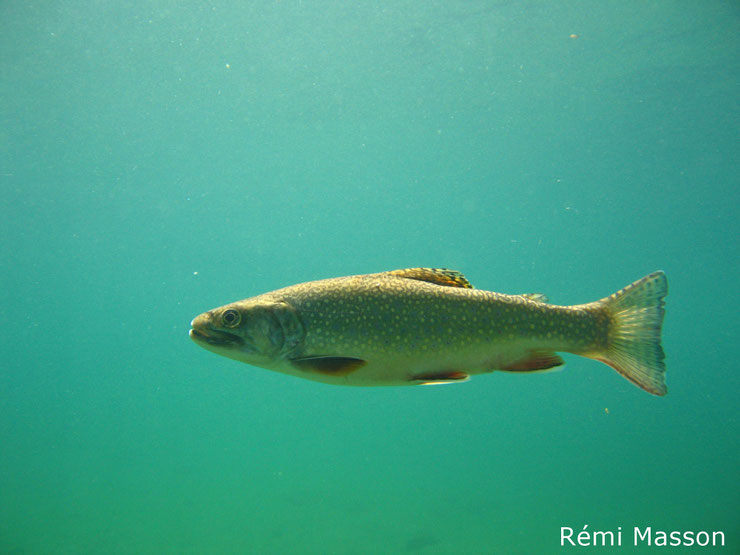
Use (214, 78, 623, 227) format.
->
(189, 311, 245, 347)
(190, 312, 213, 331)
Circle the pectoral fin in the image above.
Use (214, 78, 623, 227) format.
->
(412, 371, 470, 385)
(290, 356, 367, 376)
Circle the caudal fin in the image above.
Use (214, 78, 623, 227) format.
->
(594, 271, 668, 396)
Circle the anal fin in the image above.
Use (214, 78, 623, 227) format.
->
(412, 371, 470, 385)
(500, 351, 565, 373)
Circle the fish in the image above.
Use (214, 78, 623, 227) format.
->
(189, 268, 668, 395)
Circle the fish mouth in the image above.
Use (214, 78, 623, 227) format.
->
(189, 327, 243, 347)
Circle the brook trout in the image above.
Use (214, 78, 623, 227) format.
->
(189, 268, 668, 395)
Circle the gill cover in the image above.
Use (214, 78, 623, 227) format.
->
(254, 299, 305, 358)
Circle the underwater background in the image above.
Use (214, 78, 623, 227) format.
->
(1, 2, 738, 553)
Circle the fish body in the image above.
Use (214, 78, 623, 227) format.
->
(190, 268, 667, 395)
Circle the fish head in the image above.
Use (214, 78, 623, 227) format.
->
(189, 298, 304, 367)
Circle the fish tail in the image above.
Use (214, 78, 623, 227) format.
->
(591, 271, 668, 396)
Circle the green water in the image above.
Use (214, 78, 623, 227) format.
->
(1, 2, 738, 553)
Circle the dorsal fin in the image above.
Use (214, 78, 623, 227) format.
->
(521, 293, 549, 303)
(386, 267, 474, 289)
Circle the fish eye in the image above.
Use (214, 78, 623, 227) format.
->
(221, 309, 241, 328)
